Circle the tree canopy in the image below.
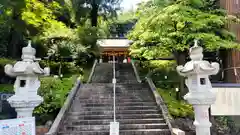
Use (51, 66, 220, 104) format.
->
(128, 0, 240, 60)
(0, 0, 119, 59)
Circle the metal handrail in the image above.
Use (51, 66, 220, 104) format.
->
(112, 55, 116, 122)
(45, 79, 81, 135)
(132, 61, 174, 135)
(87, 59, 98, 83)
(131, 60, 142, 83)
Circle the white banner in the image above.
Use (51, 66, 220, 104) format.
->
(110, 122, 119, 135)
(0, 117, 35, 135)
(211, 87, 240, 115)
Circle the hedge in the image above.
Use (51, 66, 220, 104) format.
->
(34, 75, 78, 125)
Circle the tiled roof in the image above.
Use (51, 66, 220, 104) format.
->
(97, 39, 132, 47)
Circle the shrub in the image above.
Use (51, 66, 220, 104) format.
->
(34, 75, 78, 124)
(0, 58, 16, 73)
(39, 60, 82, 75)
(135, 60, 180, 89)
(0, 58, 16, 84)
(157, 88, 194, 118)
(0, 84, 13, 93)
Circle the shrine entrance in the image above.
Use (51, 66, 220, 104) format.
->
(101, 51, 129, 63)
(97, 39, 132, 63)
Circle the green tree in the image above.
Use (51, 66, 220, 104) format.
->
(70, 0, 121, 26)
(128, 0, 240, 96)
(0, 0, 63, 58)
(129, 0, 239, 62)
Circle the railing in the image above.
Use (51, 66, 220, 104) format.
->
(131, 61, 175, 135)
(87, 59, 98, 83)
(112, 55, 116, 122)
(46, 59, 97, 135)
(45, 79, 81, 135)
(131, 60, 141, 83)
(146, 77, 174, 135)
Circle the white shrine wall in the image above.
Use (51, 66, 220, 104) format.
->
(211, 84, 240, 116)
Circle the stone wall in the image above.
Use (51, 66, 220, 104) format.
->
(36, 126, 49, 135)
(171, 116, 239, 135)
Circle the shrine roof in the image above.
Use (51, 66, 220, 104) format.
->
(97, 39, 132, 47)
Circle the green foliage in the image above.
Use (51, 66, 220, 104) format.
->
(0, 0, 115, 59)
(22, 0, 61, 35)
(0, 84, 13, 93)
(0, 58, 15, 76)
(39, 61, 82, 75)
(0, 58, 15, 66)
(135, 60, 192, 118)
(157, 88, 194, 118)
(213, 116, 239, 134)
(98, 18, 111, 37)
(117, 11, 136, 23)
(135, 60, 179, 89)
(128, 0, 240, 60)
(34, 75, 77, 123)
(0, 21, 9, 57)
(79, 67, 92, 83)
(68, 0, 121, 25)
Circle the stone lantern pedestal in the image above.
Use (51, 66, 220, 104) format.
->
(4, 41, 50, 118)
(176, 40, 220, 135)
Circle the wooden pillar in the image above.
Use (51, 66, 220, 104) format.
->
(221, 49, 240, 83)
(219, 0, 240, 83)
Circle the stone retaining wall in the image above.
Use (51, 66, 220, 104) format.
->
(36, 126, 49, 135)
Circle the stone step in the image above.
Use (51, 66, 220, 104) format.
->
(80, 87, 148, 91)
(83, 87, 149, 90)
(58, 129, 171, 135)
(64, 118, 166, 125)
(79, 90, 152, 94)
(78, 93, 152, 96)
(77, 95, 154, 99)
(116, 82, 139, 84)
(78, 89, 151, 95)
(81, 85, 148, 89)
(64, 123, 168, 131)
(71, 106, 159, 111)
(75, 102, 157, 107)
(76, 96, 154, 100)
(66, 114, 163, 120)
(68, 109, 161, 115)
(73, 98, 155, 103)
(115, 88, 150, 91)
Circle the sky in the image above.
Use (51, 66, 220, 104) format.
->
(121, 0, 145, 11)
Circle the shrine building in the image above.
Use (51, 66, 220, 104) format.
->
(97, 38, 132, 63)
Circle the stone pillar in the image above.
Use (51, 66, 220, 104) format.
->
(4, 40, 50, 118)
(193, 105, 212, 135)
(123, 54, 127, 63)
(99, 55, 103, 63)
(16, 108, 35, 118)
(176, 40, 220, 135)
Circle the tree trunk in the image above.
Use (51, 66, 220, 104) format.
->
(59, 60, 62, 80)
(7, 9, 22, 58)
(220, 49, 240, 83)
(91, 0, 99, 27)
(174, 51, 187, 99)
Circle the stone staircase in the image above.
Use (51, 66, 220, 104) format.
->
(116, 63, 139, 84)
(56, 63, 171, 135)
(91, 63, 113, 83)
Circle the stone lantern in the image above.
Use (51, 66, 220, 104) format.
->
(4, 40, 50, 118)
(176, 40, 220, 135)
